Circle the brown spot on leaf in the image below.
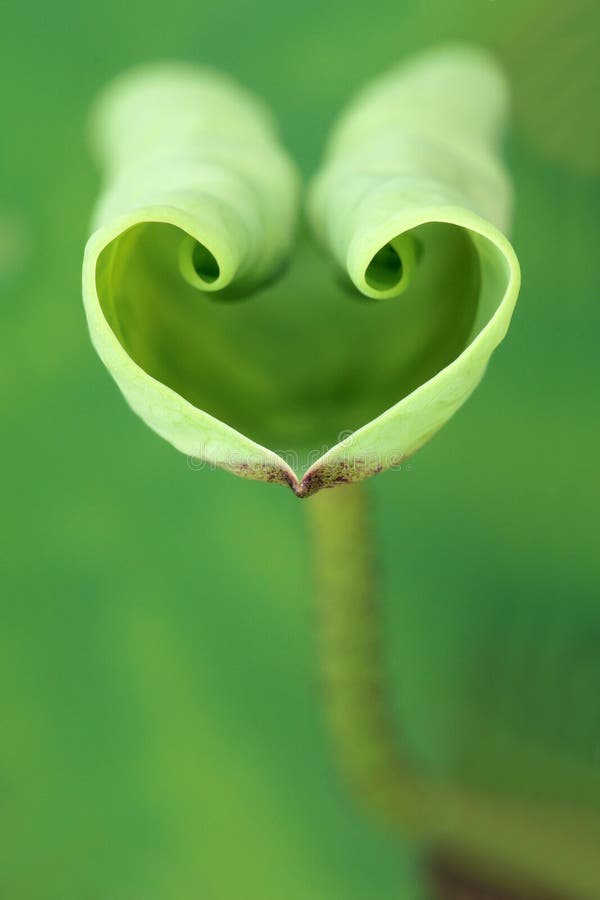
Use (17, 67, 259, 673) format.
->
(295, 456, 403, 499)
(226, 461, 297, 491)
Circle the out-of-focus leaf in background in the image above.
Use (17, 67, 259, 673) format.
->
(501, 0, 600, 175)
(1, 0, 599, 898)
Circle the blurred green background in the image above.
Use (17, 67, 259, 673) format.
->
(1, 1, 599, 898)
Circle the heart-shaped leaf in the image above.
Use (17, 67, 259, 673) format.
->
(82, 48, 520, 497)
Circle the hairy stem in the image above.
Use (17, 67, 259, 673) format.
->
(305, 482, 583, 900)
(306, 482, 428, 833)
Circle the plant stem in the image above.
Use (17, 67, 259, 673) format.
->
(305, 482, 593, 900)
(305, 481, 429, 835)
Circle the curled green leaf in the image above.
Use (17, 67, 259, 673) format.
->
(83, 63, 301, 486)
(304, 46, 520, 492)
(82, 48, 520, 497)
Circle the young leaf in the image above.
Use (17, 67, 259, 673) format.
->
(82, 49, 520, 497)
(82, 64, 300, 488)
(303, 45, 520, 494)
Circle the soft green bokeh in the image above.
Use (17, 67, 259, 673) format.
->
(1, 1, 599, 898)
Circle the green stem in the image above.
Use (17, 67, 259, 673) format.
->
(306, 482, 428, 834)
(305, 483, 599, 900)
